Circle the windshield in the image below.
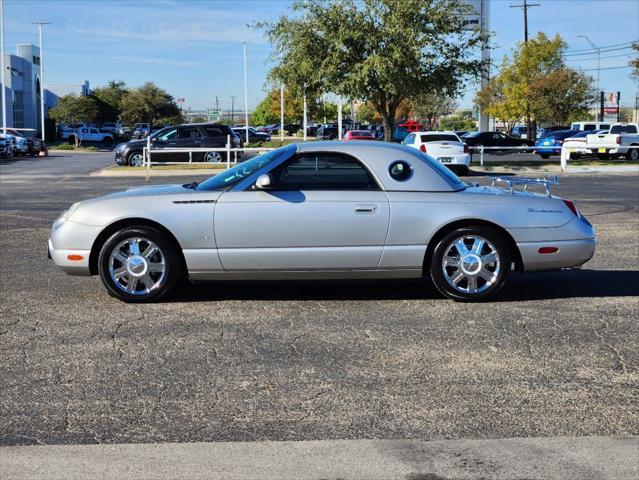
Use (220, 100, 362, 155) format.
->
(198, 144, 296, 191)
(463, 131, 481, 138)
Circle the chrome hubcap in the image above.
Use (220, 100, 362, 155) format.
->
(109, 238, 165, 295)
(205, 152, 222, 163)
(442, 235, 500, 294)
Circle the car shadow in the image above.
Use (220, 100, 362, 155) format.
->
(170, 269, 638, 303)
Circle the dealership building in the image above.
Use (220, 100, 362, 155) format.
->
(1, 43, 90, 136)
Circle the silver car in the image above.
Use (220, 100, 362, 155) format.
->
(48, 142, 596, 302)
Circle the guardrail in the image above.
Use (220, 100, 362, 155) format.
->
(142, 134, 274, 171)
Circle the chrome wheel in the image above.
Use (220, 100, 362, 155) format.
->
(129, 152, 144, 167)
(108, 237, 166, 295)
(441, 235, 500, 294)
(204, 151, 222, 163)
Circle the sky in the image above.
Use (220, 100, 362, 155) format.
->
(4, 0, 639, 112)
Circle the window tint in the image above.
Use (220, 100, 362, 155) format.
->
(156, 128, 177, 141)
(599, 124, 610, 130)
(178, 126, 201, 139)
(403, 134, 415, 145)
(271, 153, 378, 190)
(610, 125, 638, 134)
(205, 127, 225, 137)
(420, 134, 459, 142)
(584, 124, 596, 131)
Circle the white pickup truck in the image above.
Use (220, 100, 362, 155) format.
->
(68, 127, 114, 144)
(586, 123, 639, 161)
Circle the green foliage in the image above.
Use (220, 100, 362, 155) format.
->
(92, 80, 128, 123)
(48, 94, 99, 146)
(119, 82, 183, 127)
(440, 113, 475, 131)
(476, 33, 596, 132)
(409, 92, 457, 128)
(259, 0, 484, 140)
(190, 116, 207, 123)
(631, 42, 639, 80)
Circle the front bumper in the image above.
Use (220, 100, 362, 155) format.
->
(49, 217, 102, 276)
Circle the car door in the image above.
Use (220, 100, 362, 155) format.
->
(175, 126, 202, 161)
(214, 152, 390, 271)
(150, 127, 178, 163)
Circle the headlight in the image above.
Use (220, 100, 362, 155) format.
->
(64, 202, 81, 219)
(115, 143, 125, 153)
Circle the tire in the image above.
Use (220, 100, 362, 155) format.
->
(203, 151, 223, 163)
(98, 226, 181, 303)
(103, 137, 113, 145)
(429, 226, 511, 302)
(68, 136, 75, 145)
(569, 152, 581, 160)
(127, 151, 144, 167)
(595, 153, 609, 160)
(539, 154, 551, 159)
(627, 146, 639, 161)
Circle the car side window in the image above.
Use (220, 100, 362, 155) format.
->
(156, 128, 177, 141)
(204, 127, 225, 137)
(403, 134, 415, 145)
(178, 127, 202, 139)
(270, 153, 379, 191)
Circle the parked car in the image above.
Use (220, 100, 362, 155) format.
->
(570, 121, 612, 132)
(68, 127, 114, 144)
(233, 127, 271, 143)
(534, 130, 579, 159)
(0, 135, 12, 158)
(49, 141, 596, 303)
(115, 123, 241, 166)
(101, 122, 125, 136)
(375, 125, 410, 142)
(585, 123, 639, 161)
(132, 123, 151, 139)
(6, 128, 45, 156)
(461, 131, 534, 152)
(343, 130, 376, 140)
(511, 125, 530, 139)
(3, 133, 30, 155)
(59, 123, 89, 140)
(562, 130, 607, 159)
(316, 124, 340, 140)
(402, 131, 470, 173)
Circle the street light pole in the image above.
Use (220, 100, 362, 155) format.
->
(280, 83, 284, 143)
(0, 0, 7, 135)
(242, 41, 249, 145)
(33, 21, 50, 143)
(578, 35, 601, 120)
(303, 82, 307, 142)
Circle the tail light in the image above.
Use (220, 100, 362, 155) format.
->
(463, 143, 469, 153)
(420, 144, 427, 154)
(616, 136, 621, 145)
(563, 199, 579, 217)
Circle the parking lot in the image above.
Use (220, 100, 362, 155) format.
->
(0, 152, 637, 447)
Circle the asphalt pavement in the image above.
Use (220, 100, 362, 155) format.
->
(1, 152, 637, 478)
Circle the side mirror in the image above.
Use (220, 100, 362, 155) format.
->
(255, 174, 273, 190)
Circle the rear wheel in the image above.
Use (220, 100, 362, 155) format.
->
(429, 226, 511, 302)
(539, 154, 551, 159)
(98, 226, 181, 303)
(203, 151, 223, 163)
(627, 146, 639, 161)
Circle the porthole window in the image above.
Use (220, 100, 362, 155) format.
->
(388, 160, 413, 181)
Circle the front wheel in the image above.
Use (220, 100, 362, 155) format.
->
(98, 226, 182, 302)
(627, 147, 639, 161)
(429, 226, 511, 302)
(127, 151, 144, 167)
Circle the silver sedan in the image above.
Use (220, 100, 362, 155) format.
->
(49, 142, 596, 302)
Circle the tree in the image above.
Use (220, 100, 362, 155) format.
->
(259, 0, 484, 140)
(356, 102, 381, 124)
(409, 91, 458, 129)
(119, 82, 183, 127)
(631, 42, 639, 79)
(190, 116, 207, 123)
(48, 94, 98, 146)
(251, 89, 303, 125)
(476, 33, 595, 135)
(92, 80, 128, 123)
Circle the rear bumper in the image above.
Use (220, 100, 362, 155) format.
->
(518, 238, 596, 271)
(436, 154, 470, 166)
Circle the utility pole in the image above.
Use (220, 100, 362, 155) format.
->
(280, 83, 284, 143)
(230, 96, 236, 123)
(242, 41, 249, 144)
(509, 0, 540, 42)
(0, 0, 6, 135)
(32, 21, 50, 142)
(215, 96, 219, 111)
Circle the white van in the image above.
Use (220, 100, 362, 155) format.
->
(570, 121, 612, 132)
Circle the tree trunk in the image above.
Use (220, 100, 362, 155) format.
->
(374, 99, 399, 142)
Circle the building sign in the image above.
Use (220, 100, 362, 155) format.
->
(603, 92, 620, 122)
(461, 0, 488, 31)
(207, 108, 221, 121)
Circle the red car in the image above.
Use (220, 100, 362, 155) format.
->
(343, 130, 377, 140)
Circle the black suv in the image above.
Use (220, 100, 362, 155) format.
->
(115, 123, 241, 166)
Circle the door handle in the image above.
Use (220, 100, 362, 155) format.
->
(354, 205, 376, 214)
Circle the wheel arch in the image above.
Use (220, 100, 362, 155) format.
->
(89, 217, 187, 276)
(423, 219, 524, 273)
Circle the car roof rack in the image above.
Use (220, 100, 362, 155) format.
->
(490, 175, 559, 197)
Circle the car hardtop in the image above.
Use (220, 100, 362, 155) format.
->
(294, 141, 464, 192)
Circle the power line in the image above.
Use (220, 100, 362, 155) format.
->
(565, 41, 636, 54)
(564, 45, 636, 57)
(564, 52, 635, 62)
(579, 65, 632, 71)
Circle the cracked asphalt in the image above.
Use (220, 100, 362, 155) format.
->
(0, 153, 637, 447)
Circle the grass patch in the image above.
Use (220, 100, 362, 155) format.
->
(49, 142, 99, 152)
(109, 163, 229, 172)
